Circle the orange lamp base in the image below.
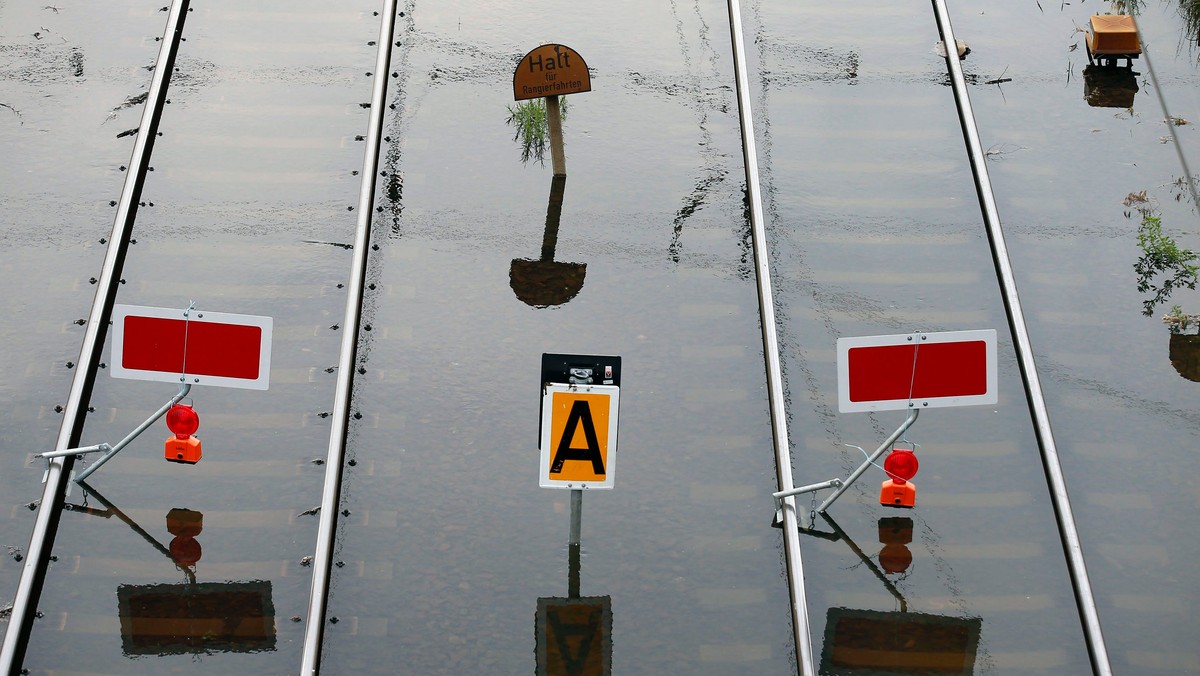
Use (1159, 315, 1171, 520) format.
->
(165, 436, 202, 464)
(880, 479, 916, 508)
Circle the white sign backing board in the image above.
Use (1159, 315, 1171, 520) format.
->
(837, 329, 997, 413)
(111, 304, 273, 390)
(539, 383, 619, 490)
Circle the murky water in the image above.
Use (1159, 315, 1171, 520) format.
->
(1, 0, 1197, 673)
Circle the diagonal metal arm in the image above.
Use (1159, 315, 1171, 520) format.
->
(816, 408, 918, 514)
(35, 384, 191, 471)
(73, 384, 191, 483)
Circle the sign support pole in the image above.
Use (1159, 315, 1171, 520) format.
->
(568, 489, 582, 599)
(545, 95, 566, 177)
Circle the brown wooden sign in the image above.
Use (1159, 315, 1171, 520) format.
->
(513, 44, 591, 101)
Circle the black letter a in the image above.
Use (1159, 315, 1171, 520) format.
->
(550, 400, 605, 475)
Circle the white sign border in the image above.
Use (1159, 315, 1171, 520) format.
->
(836, 329, 997, 413)
(111, 304, 273, 390)
(539, 383, 619, 490)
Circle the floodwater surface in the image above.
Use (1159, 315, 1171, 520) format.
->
(0, 0, 1197, 674)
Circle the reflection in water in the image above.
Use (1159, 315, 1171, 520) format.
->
(535, 596, 612, 676)
(510, 174, 587, 307)
(802, 514, 908, 611)
(535, 490, 611, 675)
(822, 607, 981, 675)
(1082, 65, 1138, 108)
(506, 96, 566, 167)
(801, 514, 981, 674)
(117, 581, 276, 657)
(1133, 212, 1198, 316)
(64, 484, 277, 657)
(877, 516, 914, 575)
(1184, 0, 1200, 44)
(1168, 332, 1200, 381)
(166, 507, 203, 568)
(1110, 0, 1147, 14)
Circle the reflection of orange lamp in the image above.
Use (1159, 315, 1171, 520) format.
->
(880, 448, 917, 508)
(877, 517, 914, 574)
(164, 403, 202, 464)
(166, 508, 203, 567)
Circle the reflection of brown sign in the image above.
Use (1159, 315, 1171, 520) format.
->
(822, 607, 980, 674)
(118, 580, 275, 656)
(536, 596, 611, 676)
(514, 44, 591, 101)
(510, 175, 587, 307)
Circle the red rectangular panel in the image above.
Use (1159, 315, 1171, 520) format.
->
(847, 341, 987, 403)
(122, 316, 262, 381)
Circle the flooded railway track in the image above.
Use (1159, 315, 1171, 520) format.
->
(1, 1, 404, 673)
(0, 1, 193, 670)
(0, 0, 1148, 673)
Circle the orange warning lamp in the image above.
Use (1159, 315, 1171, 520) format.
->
(166, 508, 203, 567)
(880, 447, 918, 508)
(164, 403, 202, 464)
(878, 516, 914, 574)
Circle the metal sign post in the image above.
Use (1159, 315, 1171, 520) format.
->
(512, 44, 591, 178)
(534, 354, 617, 674)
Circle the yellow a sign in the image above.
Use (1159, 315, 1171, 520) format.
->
(539, 384, 619, 489)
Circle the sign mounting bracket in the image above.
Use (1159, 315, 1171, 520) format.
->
(36, 382, 192, 482)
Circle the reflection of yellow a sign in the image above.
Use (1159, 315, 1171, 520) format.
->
(513, 44, 592, 101)
(536, 596, 612, 676)
(540, 384, 619, 489)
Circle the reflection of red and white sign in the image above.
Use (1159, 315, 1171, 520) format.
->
(111, 305, 272, 390)
(837, 330, 996, 412)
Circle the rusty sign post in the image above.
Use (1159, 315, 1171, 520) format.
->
(513, 44, 591, 177)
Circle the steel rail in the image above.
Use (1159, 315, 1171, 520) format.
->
(1137, 41, 1200, 210)
(930, 2, 1112, 673)
(300, 2, 398, 672)
(724, 0, 815, 673)
(0, 0, 191, 670)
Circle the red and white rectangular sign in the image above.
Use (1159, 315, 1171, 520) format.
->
(837, 329, 996, 413)
(111, 304, 272, 390)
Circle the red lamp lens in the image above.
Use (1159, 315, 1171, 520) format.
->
(169, 536, 202, 567)
(884, 448, 918, 483)
(166, 404, 199, 438)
